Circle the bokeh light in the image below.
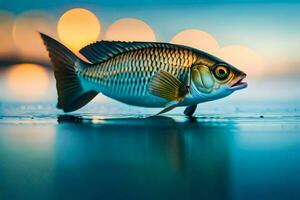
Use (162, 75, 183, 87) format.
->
(217, 45, 265, 76)
(171, 29, 219, 54)
(0, 11, 16, 57)
(12, 10, 55, 61)
(105, 18, 156, 41)
(57, 8, 101, 52)
(6, 64, 50, 102)
(171, 29, 264, 76)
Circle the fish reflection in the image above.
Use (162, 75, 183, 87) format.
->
(55, 115, 234, 200)
(0, 124, 56, 199)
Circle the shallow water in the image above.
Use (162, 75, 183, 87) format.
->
(1, 103, 300, 200)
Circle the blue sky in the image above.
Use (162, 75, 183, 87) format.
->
(94, 3, 300, 60)
(1, 0, 300, 12)
(2, 1, 299, 61)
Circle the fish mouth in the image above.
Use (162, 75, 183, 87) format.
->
(230, 74, 248, 90)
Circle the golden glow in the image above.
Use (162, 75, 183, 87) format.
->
(57, 8, 101, 52)
(12, 11, 55, 60)
(6, 64, 50, 102)
(171, 29, 219, 54)
(171, 29, 265, 76)
(0, 11, 15, 56)
(218, 45, 265, 76)
(105, 18, 156, 41)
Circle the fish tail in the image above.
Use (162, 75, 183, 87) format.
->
(40, 33, 98, 112)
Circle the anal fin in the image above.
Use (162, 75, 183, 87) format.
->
(184, 104, 197, 117)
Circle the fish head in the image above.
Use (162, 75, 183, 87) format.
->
(191, 60, 247, 101)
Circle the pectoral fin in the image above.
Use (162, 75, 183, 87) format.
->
(184, 104, 197, 117)
(149, 70, 188, 101)
(153, 101, 178, 116)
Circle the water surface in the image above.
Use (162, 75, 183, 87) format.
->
(1, 103, 300, 200)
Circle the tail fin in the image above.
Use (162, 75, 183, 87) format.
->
(40, 33, 98, 112)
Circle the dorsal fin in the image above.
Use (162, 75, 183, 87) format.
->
(79, 41, 184, 64)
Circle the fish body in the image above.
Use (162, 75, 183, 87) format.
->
(80, 45, 196, 107)
(41, 33, 247, 116)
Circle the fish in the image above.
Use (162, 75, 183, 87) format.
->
(40, 33, 247, 116)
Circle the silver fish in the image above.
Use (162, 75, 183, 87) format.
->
(40, 33, 247, 116)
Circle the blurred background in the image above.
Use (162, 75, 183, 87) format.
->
(1, 0, 300, 115)
(1, 2, 300, 200)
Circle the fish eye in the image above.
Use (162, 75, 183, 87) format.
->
(213, 65, 230, 80)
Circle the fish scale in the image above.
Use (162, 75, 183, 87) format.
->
(79, 46, 194, 105)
